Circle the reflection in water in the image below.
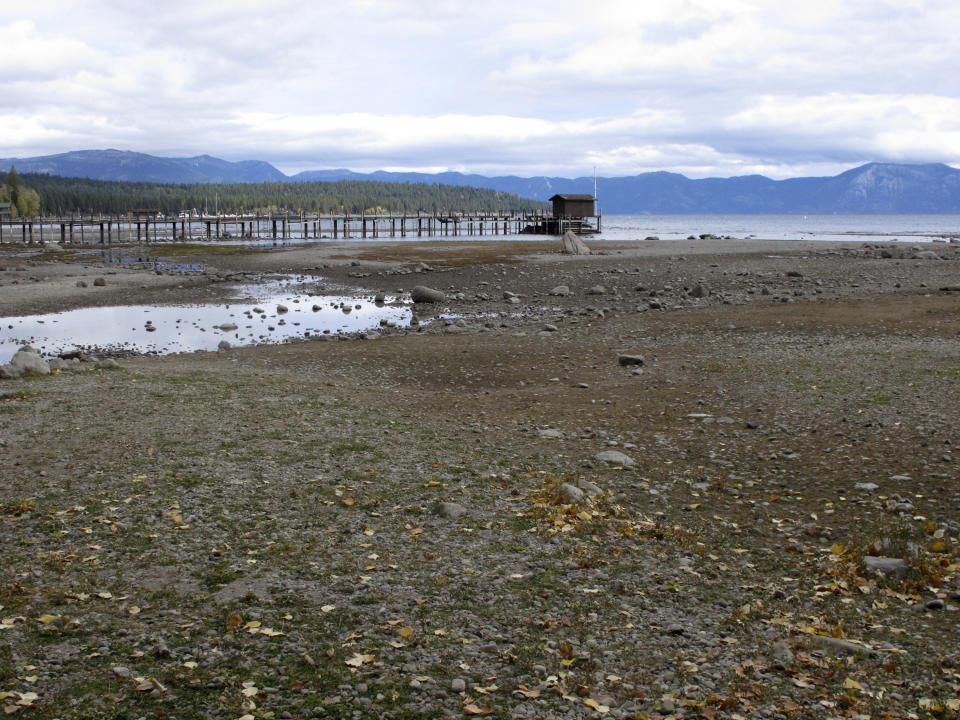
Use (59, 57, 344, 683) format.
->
(0, 285, 412, 363)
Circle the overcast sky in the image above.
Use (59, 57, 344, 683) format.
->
(3, 0, 960, 179)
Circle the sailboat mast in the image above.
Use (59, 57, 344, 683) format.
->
(593, 166, 598, 215)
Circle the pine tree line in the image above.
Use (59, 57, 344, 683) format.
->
(5, 172, 546, 216)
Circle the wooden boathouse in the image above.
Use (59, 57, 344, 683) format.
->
(520, 194, 601, 235)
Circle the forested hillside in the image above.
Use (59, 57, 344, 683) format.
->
(11, 173, 546, 215)
(0, 168, 41, 217)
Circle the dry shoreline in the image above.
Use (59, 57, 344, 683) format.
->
(0, 235, 946, 318)
(1, 236, 959, 720)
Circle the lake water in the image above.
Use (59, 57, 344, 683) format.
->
(596, 214, 960, 243)
(27, 214, 957, 247)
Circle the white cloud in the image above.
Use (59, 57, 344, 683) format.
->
(3, 1, 960, 178)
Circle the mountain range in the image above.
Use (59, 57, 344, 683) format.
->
(4, 149, 960, 214)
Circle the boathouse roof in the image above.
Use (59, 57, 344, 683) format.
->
(548, 194, 595, 201)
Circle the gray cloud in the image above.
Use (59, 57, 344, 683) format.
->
(2, 1, 960, 178)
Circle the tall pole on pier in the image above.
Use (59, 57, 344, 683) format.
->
(593, 166, 598, 216)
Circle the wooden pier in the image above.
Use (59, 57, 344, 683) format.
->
(0, 209, 598, 246)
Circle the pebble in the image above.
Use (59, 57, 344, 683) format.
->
(577, 479, 603, 495)
(559, 483, 586, 503)
(770, 640, 794, 667)
(594, 450, 636, 467)
(434, 502, 467, 520)
(451, 678, 466, 693)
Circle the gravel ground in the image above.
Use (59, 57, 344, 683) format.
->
(1, 237, 959, 720)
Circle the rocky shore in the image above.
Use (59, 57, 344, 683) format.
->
(0, 236, 958, 719)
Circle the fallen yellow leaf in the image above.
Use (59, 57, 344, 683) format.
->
(843, 678, 864, 691)
(464, 703, 492, 716)
(583, 697, 610, 713)
(345, 653, 375, 668)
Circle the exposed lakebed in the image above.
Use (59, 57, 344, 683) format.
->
(0, 276, 413, 362)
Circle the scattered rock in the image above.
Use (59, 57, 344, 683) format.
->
(576, 479, 603, 496)
(770, 640, 794, 668)
(0, 364, 25, 379)
(434, 502, 467, 520)
(658, 697, 676, 714)
(558, 483, 586, 503)
(96, 359, 121, 370)
(548, 285, 571, 296)
(618, 354, 644, 366)
(10, 347, 50, 376)
(218, 340, 232, 351)
(537, 429, 564, 439)
(807, 635, 876, 657)
(93, 277, 107, 286)
(217, 323, 238, 331)
(593, 450, 636, 467)
(586, 285, 607, 295)
(411, 286, 445, 303)
(863, 556, 910, 579)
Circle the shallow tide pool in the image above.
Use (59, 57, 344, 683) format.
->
(0, 281, 413, 363)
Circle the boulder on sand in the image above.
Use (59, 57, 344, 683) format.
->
(411, 286, 445, 303)
(560, 231, 590, 255)
(10, 346, 50, 376)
